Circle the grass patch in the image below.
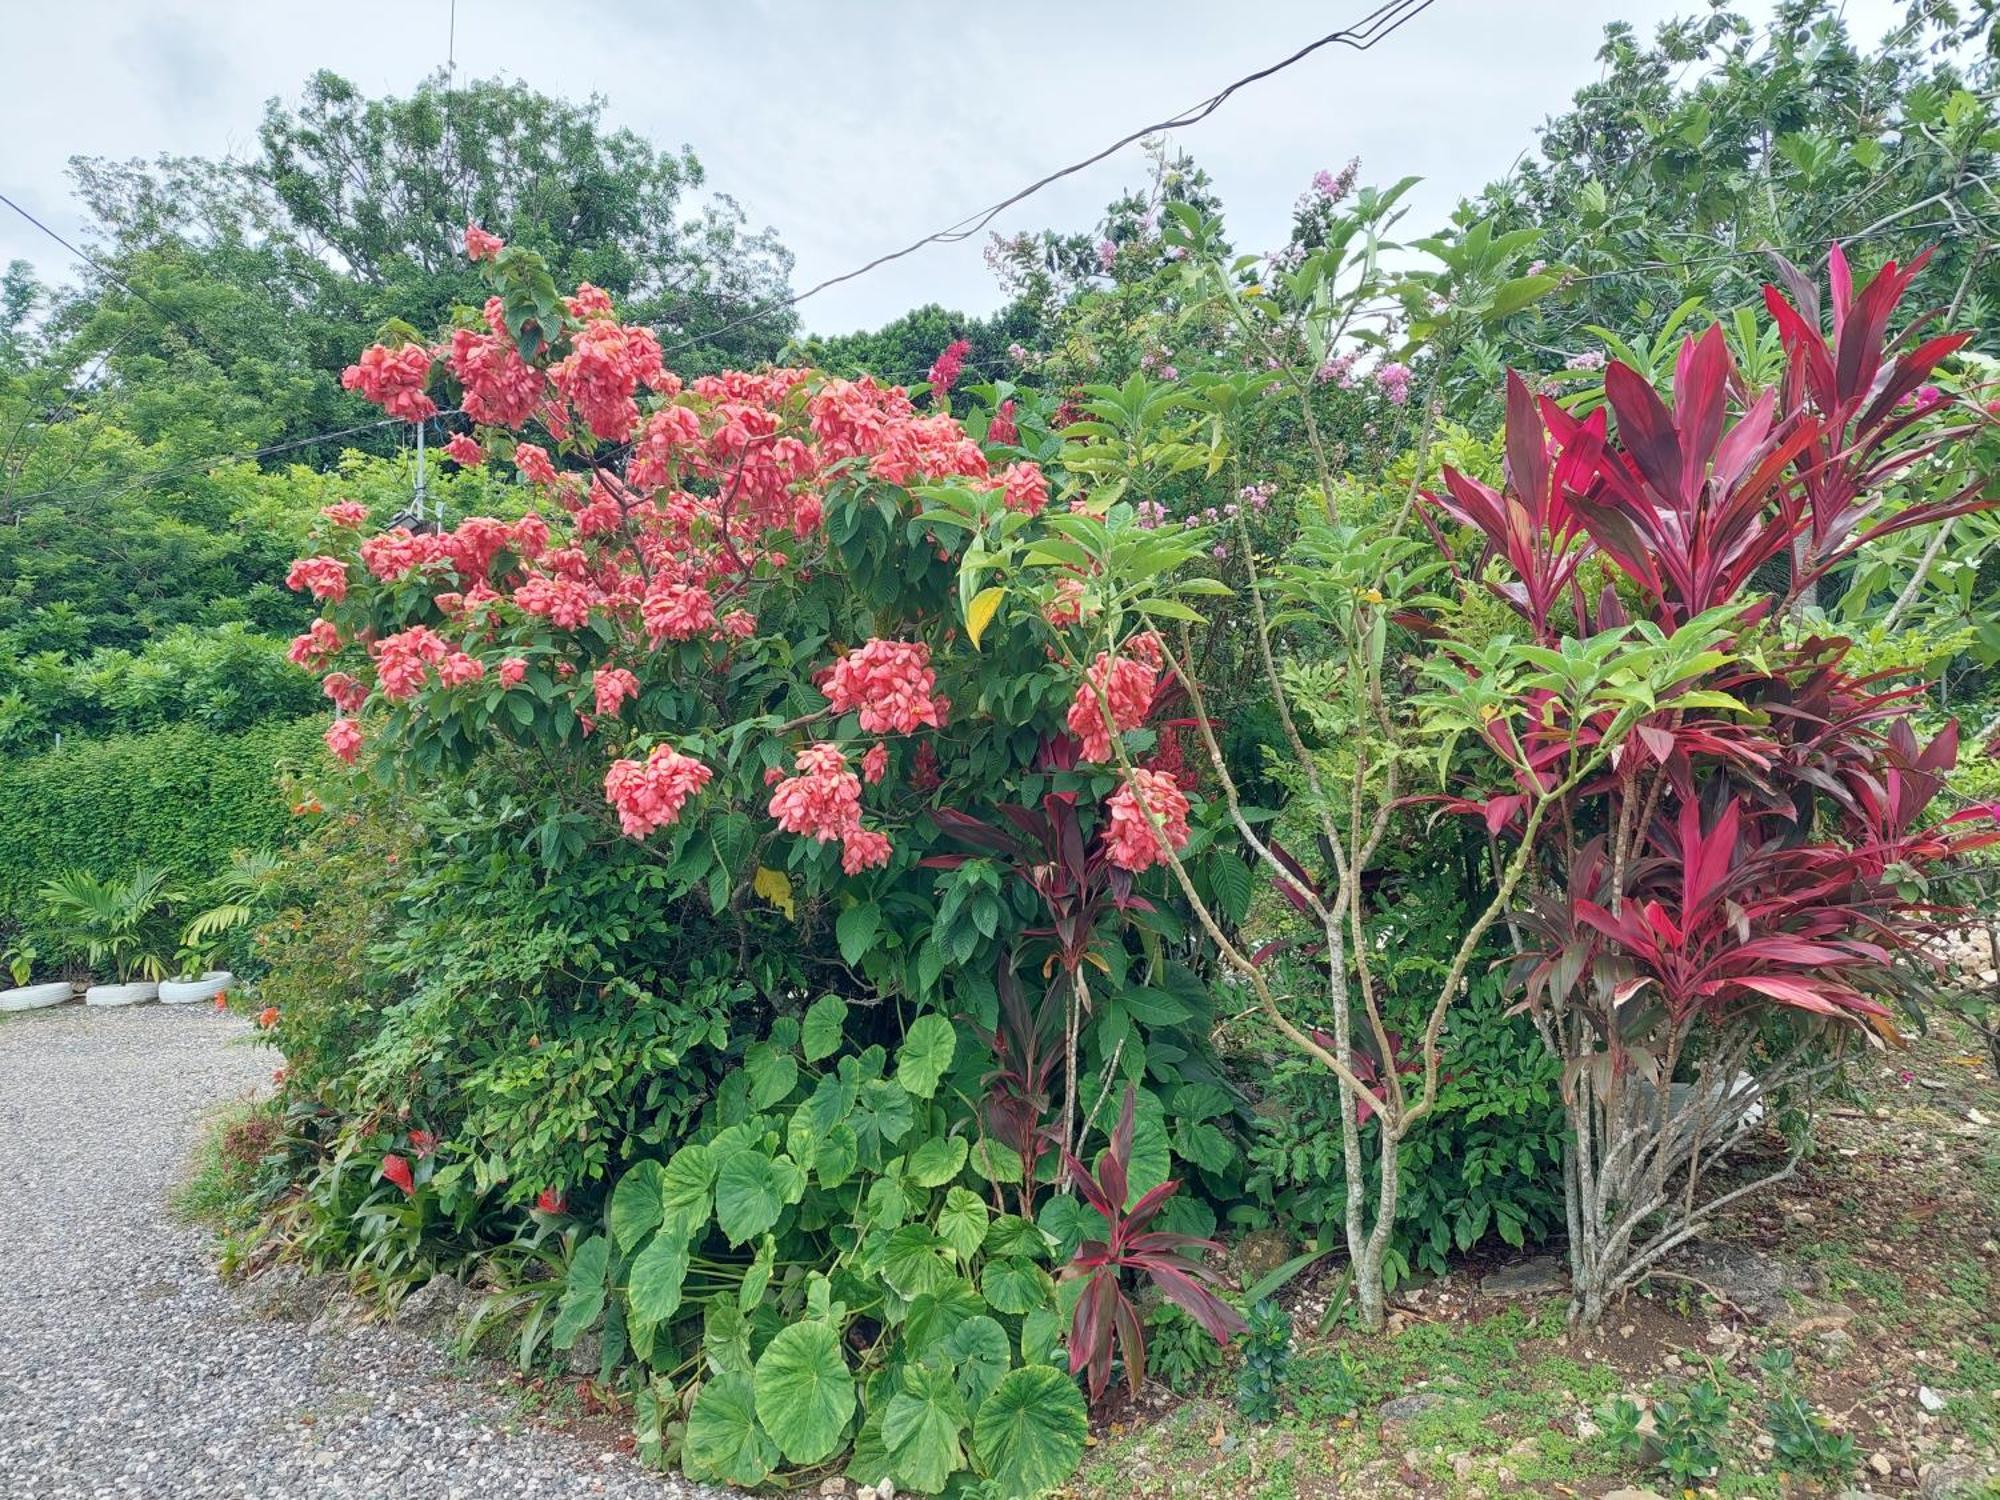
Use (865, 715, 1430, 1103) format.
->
(171, 1095, 277, 1231)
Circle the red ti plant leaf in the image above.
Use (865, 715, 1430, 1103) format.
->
(1059, 1086, 1244, 1403)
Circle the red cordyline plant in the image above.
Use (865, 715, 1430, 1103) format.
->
(1425, 244, 1998, 1324)
(1060, 1086, 1244, 1404)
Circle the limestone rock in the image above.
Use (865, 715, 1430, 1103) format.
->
(1480, 1254, 1567, 1298)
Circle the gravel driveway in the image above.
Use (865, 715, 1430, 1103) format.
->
(0, 1003, 706, 1499)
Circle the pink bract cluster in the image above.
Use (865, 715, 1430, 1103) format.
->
(824, 639, 946, 736)
(605, 743, 714, 837)
(1104, 767, 1192, 872)
(295, 225, 1193, 881)
(1066, 644, 1162, 761)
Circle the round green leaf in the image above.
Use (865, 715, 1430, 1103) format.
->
(660, 1142, 715, 1233)
(626, 1229, 691, 1325)
(944, 1314, 1011, 1410)
(973, 1364, 1088, 1497)
(608, 1160, 666, 1252)
(937, 1187, 990, 1263)
(745, 1043, 799, 1110)
(685, 1370, 778, 1487)
(754, 1321, 856, 1466)
(802, 994, 848, 1062)
(884, 1362, 969, 1494)
(814, 1122, 860, 1188)
(875, 1224, 957, 1299)
(907, 1133, 969, 1188)
(980, 1257, 1053, 1316)
(714, 1150, 784, 1246)
(895, 1014, 957, 1099)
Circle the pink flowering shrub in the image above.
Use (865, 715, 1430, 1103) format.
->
(284, 229, 1225, 1011)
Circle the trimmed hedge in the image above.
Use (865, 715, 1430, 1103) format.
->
(0, 717, 318, 937)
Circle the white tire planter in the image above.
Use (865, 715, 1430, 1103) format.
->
(159, 971, 233, 1006)
(0, 981, 74, 1012)
(84, 981, 159, 1007)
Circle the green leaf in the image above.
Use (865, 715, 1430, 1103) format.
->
(896, 1014, 956, 1099)
(754, 1321, 856, 1466)
(876, 1224, 959, 1298)
(740, 1237, 776, 1312)
(609, 1160, 666, 1252)
(660, 1143, 716, 1234)
(836, 902, 881, 966)
(980, 1257, 1053, 1316)
(802, 994, 848, 1062)
(908, 1134, 969, 1188)
(973, 1365, 1089, 1497)
(745, 1044, 799, 1110)
(945, 1314, 1011, 1410)
(550, 1234, 608, 1351)
(1037, 1195, 1106, 1262)
(1020, 1306, 1062, 1368)
(626, 1230, 691, 1325)
(684, 1370, 778, 1487)
(882, 1365, 968, 1495)
(814, 1122, 860, 1188)
(937, 1187, 990, 1263)
(714, 1151, 785, 1246)
(853, 1078, 915, 1162)
(1486, 271, 1562, 320)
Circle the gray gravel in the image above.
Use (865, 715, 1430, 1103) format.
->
(0, 1003, 710, 1500)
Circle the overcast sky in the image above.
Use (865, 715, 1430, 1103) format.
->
(0, 0, 1905, 337)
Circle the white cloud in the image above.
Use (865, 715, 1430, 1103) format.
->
(0, 0, 1906, 336)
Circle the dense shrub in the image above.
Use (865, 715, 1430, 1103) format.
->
(0, 717, 315, 950)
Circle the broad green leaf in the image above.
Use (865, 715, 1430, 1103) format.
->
(714, 1151, 784, 1246)
(983, 1214, 1050, 1260)
(836, 902, 881, 966)
(876, 1224, 958, 1298)
(684, 1371, 777, 1487)
(626, 1230, 691, 1325)
(739, 1237, 775, 1312)
(981, 1257, 1053, 1316)
(896, 1014, 956, 1099)
(884, 1362, 969, 1494)
(608, 1160, 666, 1252)
(937, 1187, 990, 1263)
(814, 1122, 860, 1188)
(754, 1321, 855, 1466)
(945, 1314, 1011, 1410)
(853, 1078, 915, 1162)
(660, 1143, 715, 1233)
(1020, 1306, 1062, 1368)
(550, 1234, 608, 1352)
(745, 1044, 799, 1110)
(907, 1134, 969, 1188)
(973, 1364, 1088, 1497)
(802, 994, 848, 1062)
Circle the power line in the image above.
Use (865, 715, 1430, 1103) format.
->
(0, 190, 237, 368)
(657, 0, 1438, 356)
(2, 412, 451, 511)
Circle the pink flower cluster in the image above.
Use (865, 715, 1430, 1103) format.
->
(464, 224, 504, 261)
(321, 502, 370, 528)
(324, 717, 363, 766)
(991, 461, 1049, 517)
(593, 667, 639, 718)
(1376, 362, 1412, 406)
(928, 338, 971, 397)
(550, 301, 667, 442)
(286, 556, 349, 602)
(1103, 767, 1191, 872)
(341, 343, 436, 422)
(604, 743, 714, 837)
(1066, 646, 1160, 761)
(824, 639, 946, 735)
(987, 399, 1018, 446)
(768, 743, 892, 871)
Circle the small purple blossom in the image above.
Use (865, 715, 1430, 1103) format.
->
(1007, 342, 1031, 365)
(1375, 361, 1412, 406)
(1096, 239, 1118, 271)
(1564, 349, 1607, 372)
(1315, 352, 1358, 387)
(1211, 544, 1230, 561)
(1135, 499, 1168, 529)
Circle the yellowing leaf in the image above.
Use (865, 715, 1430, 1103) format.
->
(965, 586, 1006, 650)
(752, 865, 796, 921)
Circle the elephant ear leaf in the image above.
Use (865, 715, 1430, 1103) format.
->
(549, 1234, 609, 1353)
(753, 1321, 856, 1466)
(684, 1371, 778, 1487)
(973, 1364, 1088, 1497)
(883, 1362, 968, 1494)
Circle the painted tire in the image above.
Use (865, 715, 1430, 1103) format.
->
(0, 982, 74, 1012)
(84, 982, 160, 1007)
(159, 972, 234, 1006)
